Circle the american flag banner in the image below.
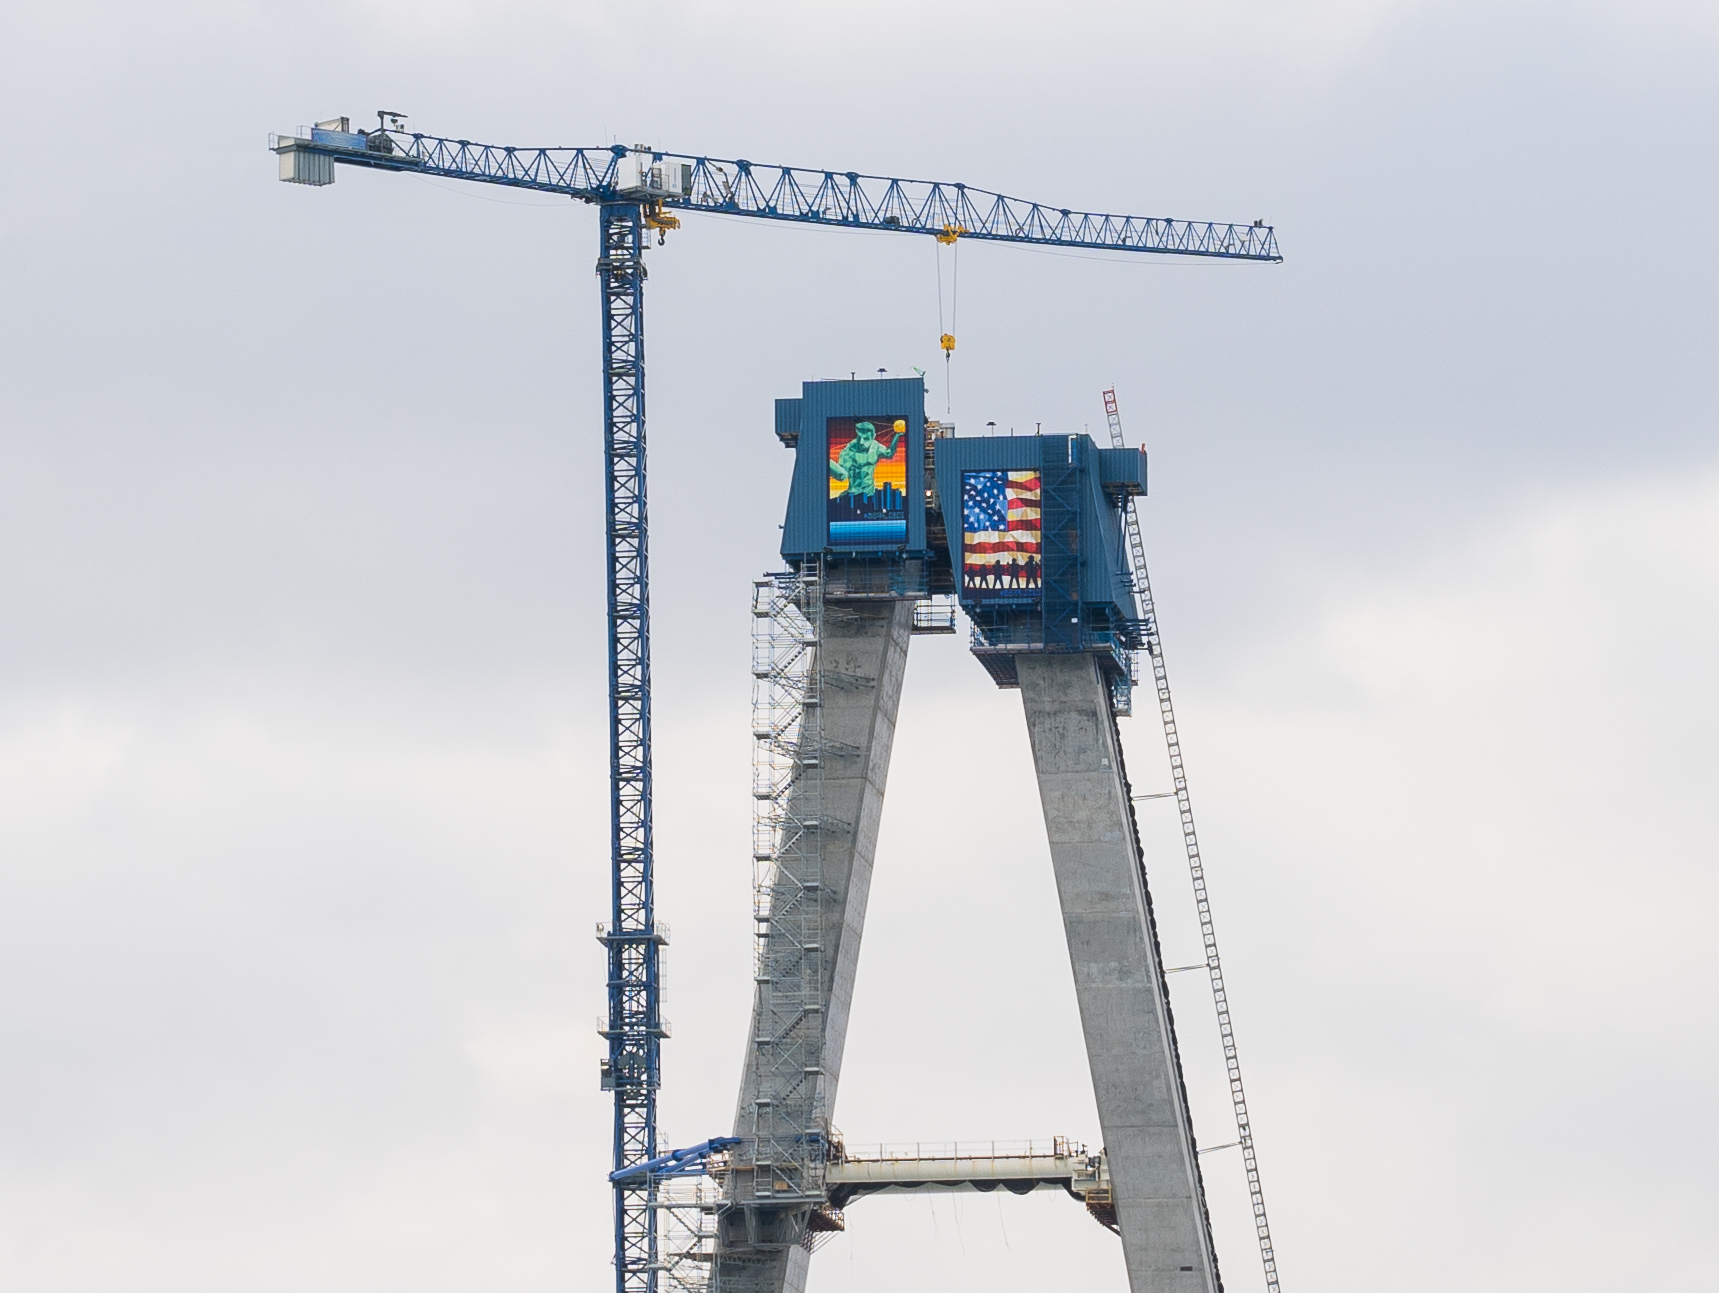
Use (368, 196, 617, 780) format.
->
(962, 469, 1042, 597)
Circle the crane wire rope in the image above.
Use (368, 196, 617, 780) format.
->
(935, 240, 945, 406)
(1105, 388, 1281, 1293)
(935, 227, 960, 415)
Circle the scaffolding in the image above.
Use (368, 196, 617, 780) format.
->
(651, 1172, 725, 1293)
(739, 562, 831, 1228)
(607, 1139, 736, 1293)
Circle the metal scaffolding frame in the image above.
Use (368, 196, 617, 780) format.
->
(740, 565, 830, 1230)
(651, 1174, 725, 1293)
(611, 1137, 738, 1293)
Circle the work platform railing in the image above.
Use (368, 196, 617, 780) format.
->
(822, 1137, 1118, 1232)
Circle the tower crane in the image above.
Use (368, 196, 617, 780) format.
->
(269, 113, 1282, 1293)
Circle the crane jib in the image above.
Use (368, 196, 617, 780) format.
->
(271, 128, 1283, 261)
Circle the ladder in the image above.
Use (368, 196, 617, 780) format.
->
(1104, 389, 1281, 1293)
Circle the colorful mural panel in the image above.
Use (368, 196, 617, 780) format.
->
(827, 416, 909, 547)
(962, 469, 1042, 600)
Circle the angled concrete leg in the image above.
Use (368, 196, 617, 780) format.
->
(1017, 653, 1221, 1293)
(716, 599, 914, 1293)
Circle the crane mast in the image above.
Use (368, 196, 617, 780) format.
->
(596, 201, 660, 1291)
(271, 115, 1281, 1293)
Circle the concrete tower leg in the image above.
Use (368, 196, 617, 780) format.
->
(716, 598, 914, 1293)
(1016, 653, 1221, 1293)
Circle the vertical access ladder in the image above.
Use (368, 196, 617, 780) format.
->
(1104, 388, 1281, 1293)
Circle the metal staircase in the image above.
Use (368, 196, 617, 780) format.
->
(744, 564, 832, 1219)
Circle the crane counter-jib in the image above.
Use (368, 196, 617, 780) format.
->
(271, 126, 1283, 260)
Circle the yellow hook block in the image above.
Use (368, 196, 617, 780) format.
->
(940, 333, 957, 353)
(643, 201, 681, 244)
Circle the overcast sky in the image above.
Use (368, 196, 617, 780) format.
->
(1, 0, 1715, 1289)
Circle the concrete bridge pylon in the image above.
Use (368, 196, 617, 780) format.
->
(701, 379, 1273, 1293)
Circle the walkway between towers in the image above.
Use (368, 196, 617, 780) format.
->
(824, 1138, 1119, 1231)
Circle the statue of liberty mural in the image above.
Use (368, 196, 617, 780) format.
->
(829, 419, 907, 499)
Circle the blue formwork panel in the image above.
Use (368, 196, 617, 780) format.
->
(774, 398, 803, 448)
(764, 379, 1141, 644)
(934, 433, 1141, 678)
(1096, 446, 1148, 497)
(777, 377, 929, 559)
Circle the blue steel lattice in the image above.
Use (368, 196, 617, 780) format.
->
(595, 201, 663, 1293)
(275, 129, 1283, 260)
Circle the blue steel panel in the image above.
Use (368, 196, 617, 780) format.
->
(933, 436, 1043, 477)
(1039, 435, 1081, 651)
(938, 432, 1139, 626)
(774, 398, 802, 447)
(780, 401, 826, 555)
(779, 377, 927, 558)
(1097, 446, 1148, 496)
(1079, 448, 1131, 611)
